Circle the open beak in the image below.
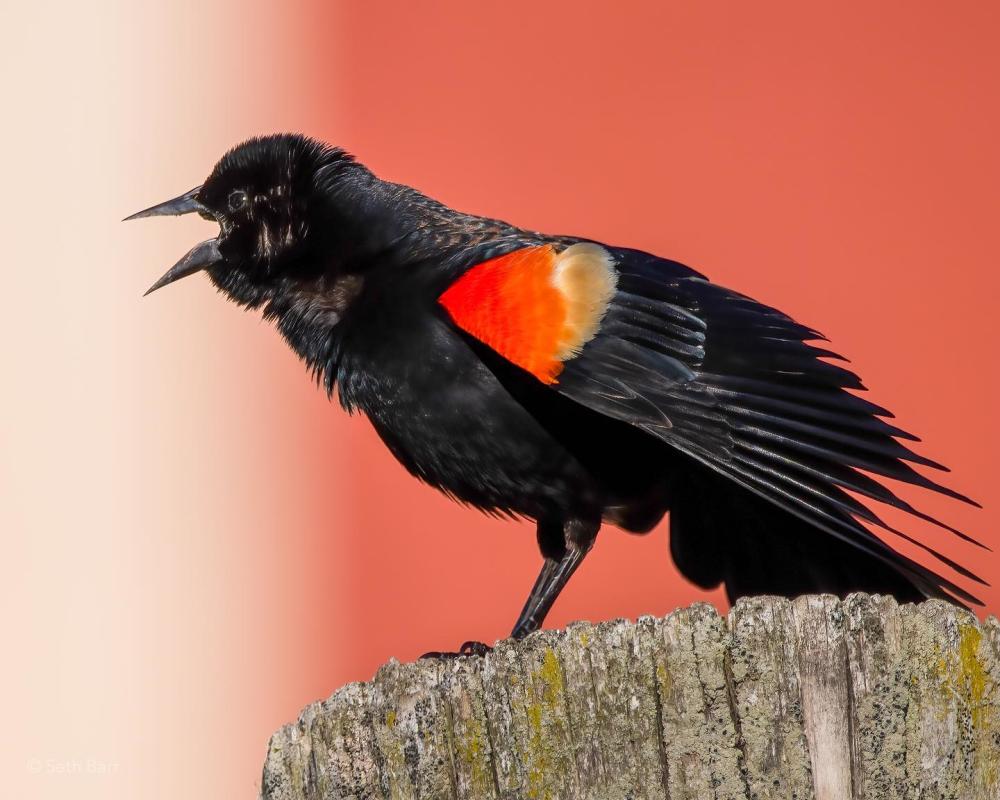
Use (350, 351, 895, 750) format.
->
(126, 185, 223, 295)
(143, 239, 222, 296)
(123, 185, 209, 221)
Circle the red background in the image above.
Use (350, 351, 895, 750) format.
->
(320, 0, 999, 674)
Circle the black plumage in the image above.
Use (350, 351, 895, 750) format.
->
(129, 134, 986, 647)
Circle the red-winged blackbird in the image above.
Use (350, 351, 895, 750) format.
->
(129, 134, 985, 648)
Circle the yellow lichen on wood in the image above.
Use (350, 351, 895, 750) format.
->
(523, 648, 568, 800)
(260, 597, 1000, 800)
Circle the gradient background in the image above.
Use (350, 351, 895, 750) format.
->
(3, 2, 999, 798)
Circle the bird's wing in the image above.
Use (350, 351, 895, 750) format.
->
(439, 242, 985, 604)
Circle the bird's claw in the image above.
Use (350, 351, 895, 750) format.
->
(420, 640, 493, 659)
(460, 640, 493, 657)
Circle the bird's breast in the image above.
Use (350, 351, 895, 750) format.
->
(335, 309, 605, 519)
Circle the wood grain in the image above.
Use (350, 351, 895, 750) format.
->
(261, 595, 1000, 800)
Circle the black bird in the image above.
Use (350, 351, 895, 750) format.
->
(128, 133, 985, 649)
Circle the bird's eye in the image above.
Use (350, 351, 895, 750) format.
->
(227, 190, 249, 213)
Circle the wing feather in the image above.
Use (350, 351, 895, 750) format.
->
(555, 248, 985, 603)
(441, 243, 984, 604)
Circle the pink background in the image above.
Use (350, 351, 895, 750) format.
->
(4, 2, 999, 798)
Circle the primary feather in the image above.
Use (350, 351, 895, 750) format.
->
(552, 246, 984, 605)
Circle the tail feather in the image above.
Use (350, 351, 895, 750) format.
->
(668, 464, 953, 606)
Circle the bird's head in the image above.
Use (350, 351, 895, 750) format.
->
(128, 134, 360, 307)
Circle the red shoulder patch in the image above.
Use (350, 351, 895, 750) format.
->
(440, 243, 617, 384)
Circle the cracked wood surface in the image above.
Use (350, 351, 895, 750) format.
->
(260, 594, 1000, 800)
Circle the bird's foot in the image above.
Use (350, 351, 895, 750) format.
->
(420, 640, 493, 659)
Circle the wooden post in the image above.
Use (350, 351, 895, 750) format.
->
(260, 594, 1000, 800)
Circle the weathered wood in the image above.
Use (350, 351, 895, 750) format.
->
(261, 595, 1000, 800)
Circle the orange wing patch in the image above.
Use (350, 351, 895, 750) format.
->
(440, 243, 617, 383)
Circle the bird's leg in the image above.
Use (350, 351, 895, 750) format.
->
(421, 518, 598, 659)
(419, 525, 564, 659)
(509, 550, 585, 639)
(509, 519, 564, 631)
(510, 518, 598, 640)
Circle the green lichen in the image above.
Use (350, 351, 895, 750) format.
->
(454, 715, 492, 795)
(959, 626, 989, 728)
(656, 663, 672, 700)
(539, 649, 564, 705)
(932, 623, 999, 791)
(958, 625, 998, 789)
(379, 710, 409, 800)
(522, 648, 567, 800)
(934, 625, 992, 727)
(525, 703, 547, 799)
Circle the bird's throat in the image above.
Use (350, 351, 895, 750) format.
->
(268, 272, 365, 392)
(284, 273, 365, 329)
